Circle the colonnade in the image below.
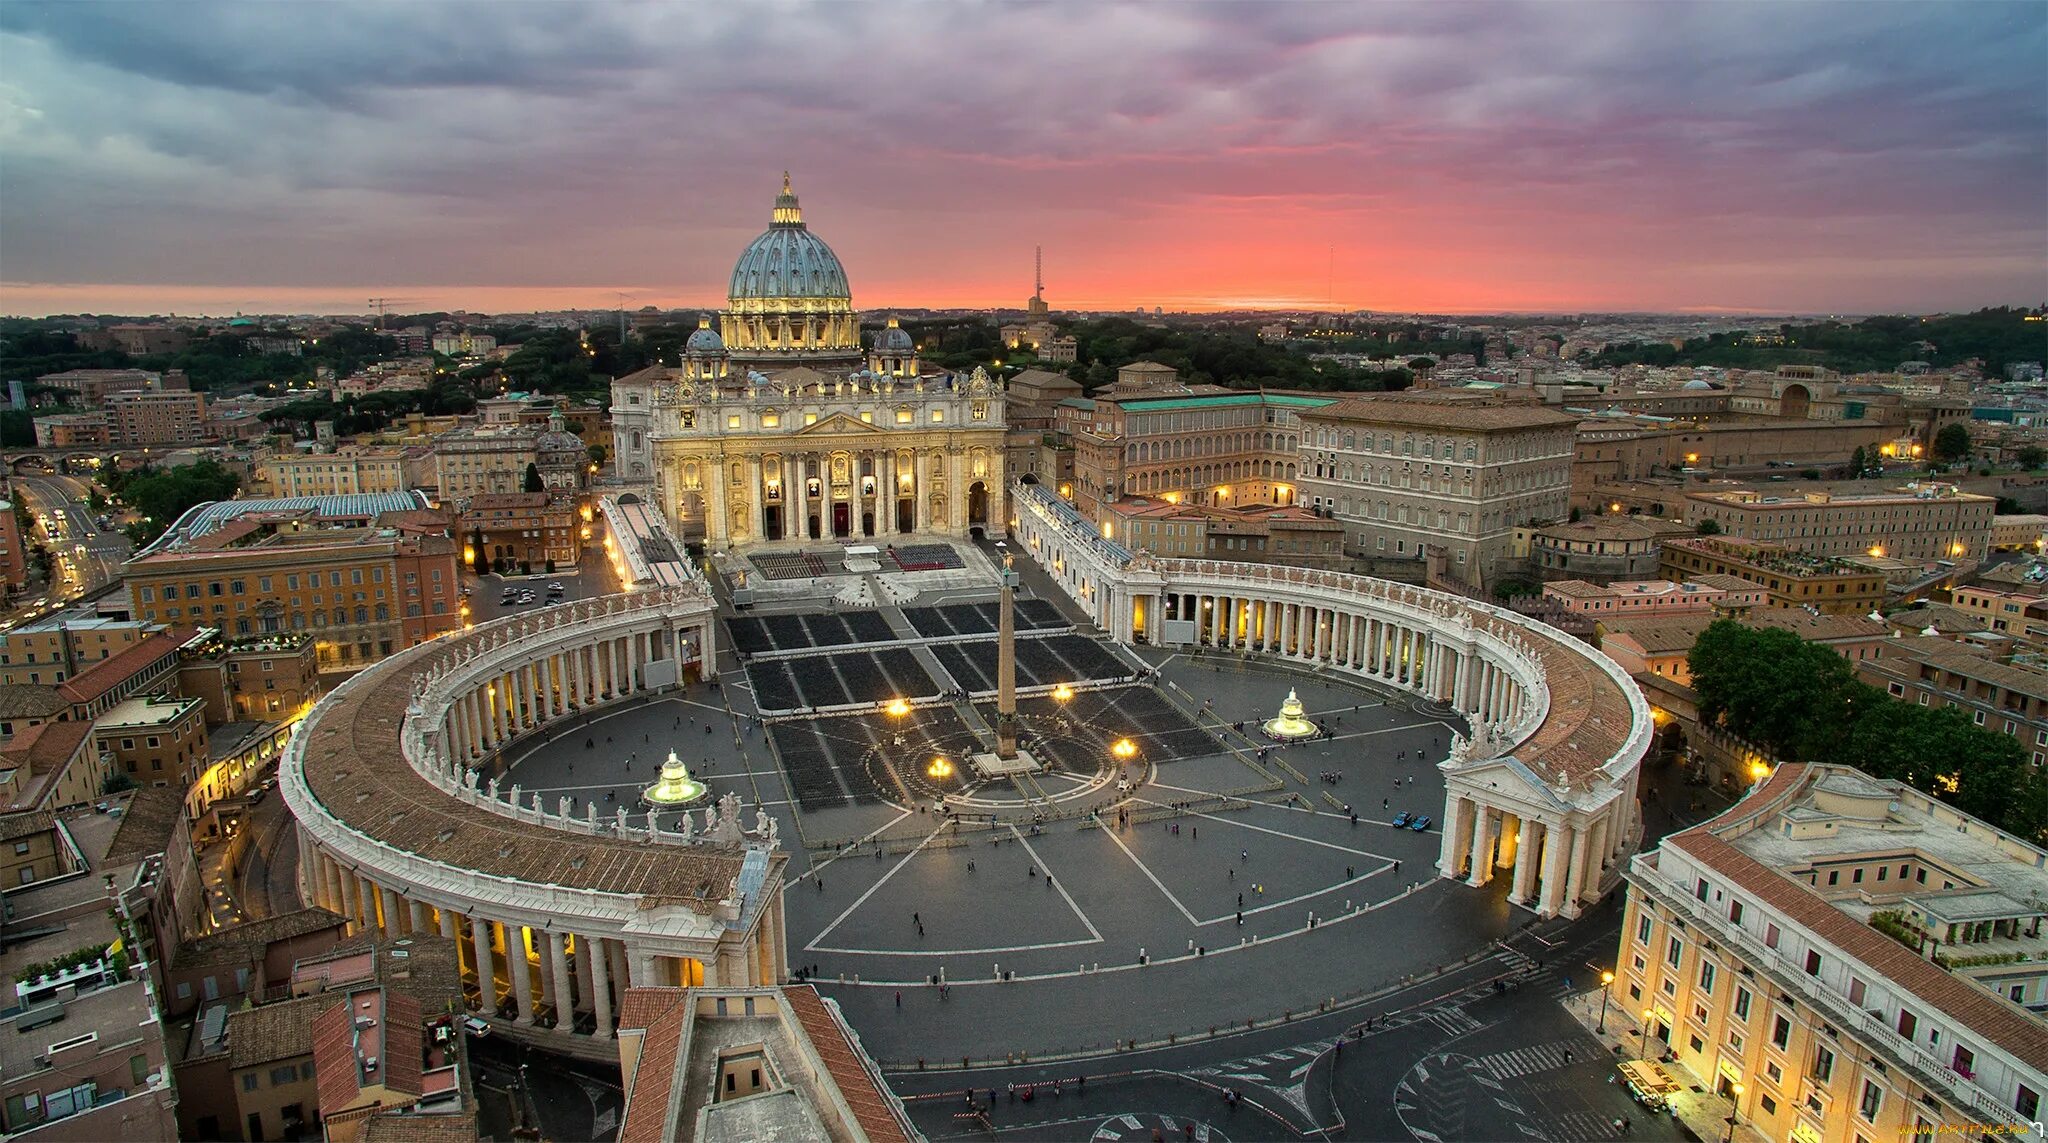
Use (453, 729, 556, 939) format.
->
(1155, 590, 1528, 725)
(289, 588, 786, 1053)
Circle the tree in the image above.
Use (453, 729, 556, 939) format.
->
(2017, 445, 2046, 471)
(116, 461, 241, 545)
(1933, 423, 1973, 466)
(523, 463, 545, 493)
(1848, 445, 1867, 475)
(469, 528, 487, 575)
(1695, 518, 1722, 535)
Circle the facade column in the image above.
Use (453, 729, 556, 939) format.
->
(706, 453, 730, 550)
(1466, 806, 1495, 887)
(1540, 823, 1572, 915)
(380, 886, 403, 934)
(745, 455, 765, 542)
(439, 908, 458, 940)
(1562, 824, 1592, 915)
(1512, 819, 1541, 903)
(356, 874, 380, 930)
(1438, 795, 1475, 877)
(507, 924, 537, 1024)
(627, 944, 659, 988)
(471, 916, 496, 1011)
(590, 936, 614, 1036)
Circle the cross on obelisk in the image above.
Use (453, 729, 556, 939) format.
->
(996, 552, 1019, 759)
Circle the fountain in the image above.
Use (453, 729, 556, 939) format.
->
(641, 749, 709, 807)
(1261, 688, 1320, 741)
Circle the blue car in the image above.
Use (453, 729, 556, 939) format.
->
(1391, 812, 1411, 827)
(1409, 815, 1432, 831)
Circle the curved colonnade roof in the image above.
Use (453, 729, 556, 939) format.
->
(296, 626, 744, 903)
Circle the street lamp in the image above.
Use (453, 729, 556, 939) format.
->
(1112, 737, 1138, 763)
(1052, 683, 1073, 729)
(926, 756, 954, 780)
(1598, 971, 1615, 1033)
(1724, 1081, 1745, 1143)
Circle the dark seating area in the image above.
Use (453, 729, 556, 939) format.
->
(931, 633, 1134, 695)
(728, 610, 898, 656)
(885, 543, 966, 572)
(986, 684, 1220, 770)
(751, 648, 939, 712)
(767, 719, 877, 811)
(902, 601, 1068, 639)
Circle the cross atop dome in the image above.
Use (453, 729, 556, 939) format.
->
(772, 171, 804, 228)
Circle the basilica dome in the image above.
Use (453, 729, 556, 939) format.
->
(718, 174, 863, 369)
(727, 175, 852, 303)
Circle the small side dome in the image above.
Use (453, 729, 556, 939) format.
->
(1682, 378, 1717, 391)
(685, 317, 725, 355)
(873, 317, 914, 354)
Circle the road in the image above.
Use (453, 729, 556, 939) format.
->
(6, 471, 131, 625)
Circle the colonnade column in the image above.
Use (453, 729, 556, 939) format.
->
(471, 917, 496, 1012)
(1438, 796, 1475, 877)
(1540, 823, 1572, 915)
(591, 936, 613, 1036)
(548, 931, 574, 1031)
(1466, 807, 1495, 887)
(507, 924, 536, 1024)
(1561, 825, 1591, 917)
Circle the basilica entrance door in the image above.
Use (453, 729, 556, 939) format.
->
(897, 498, 914, 534)
(833, 503, 851, 537)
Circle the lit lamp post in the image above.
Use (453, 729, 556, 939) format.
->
(884, 697, 911, 747)
(1052, 683, 1073, 730)
(926, 756, 954, 781)
(1598, 970, 1615, 1033)
(1724, 1081, 1745, 1143)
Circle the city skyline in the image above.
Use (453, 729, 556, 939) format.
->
(1, 1, 2043, 318)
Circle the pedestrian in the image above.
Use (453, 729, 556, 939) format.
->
(1192, 827, 1197, 840)
(917, 923, 924, 937)
(1028, 865, 1035, 878)
(1563, 1047, 1573, 1064)
(895, 991, 902, 1007)
(967, 860, 975, 872)
(1046, 875, 1053, 888)
(1236, 910, 1243, 925)
(914, 912, 921, 925)
(1241, 849, 1248, 862)
(1393, 860, 1400, 873)
(1383, 798, 1390, 810)
(1346, 866, 1354, 879)
(1237, 892, 1244, 907)
(585, 737, 593, 749)
(1228, 868, 1234, 881)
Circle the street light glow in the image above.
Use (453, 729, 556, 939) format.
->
(1111, 738, 1137, 760)
(926, 756, 954, 779)
(885, 698, 911, 718)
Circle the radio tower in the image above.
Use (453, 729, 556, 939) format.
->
(1034, 245, 1043, 302)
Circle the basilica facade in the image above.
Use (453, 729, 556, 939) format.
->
(612, 176, 1007, 549)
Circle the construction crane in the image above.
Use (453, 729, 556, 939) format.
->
(366, 297, 419, 330)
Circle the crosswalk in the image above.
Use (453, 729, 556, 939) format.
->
(1091, 1113, 1216, 1141)
(1494, 946, 1579, 1001)
(1188, 1039, 1334, 1120)
(1475, 1039, 1582, 1079)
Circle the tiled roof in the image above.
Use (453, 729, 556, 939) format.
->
(0, 685, 67, 719)
(0, 810, 53, 842)
(1304, 396, 1579, 431)
(0, 720, 92, 809)
(228, 995, 325, 1068)
(104, 787, 186, 866)
(617, 988, 689, 1143)
(312, 999, 362, 1112)
(359, 1113, 480, 1143)
(1877, 636, 2048, 699)
(55, 629, 183, 704)
(383, 992, 425, 1096)
(783, 985, 913, 1143)
(171, 907, 347, 970)
(1740, 610, 1888, 643)
(1599, 616, 1712, 654)
(1668, 765, 2048, 1075)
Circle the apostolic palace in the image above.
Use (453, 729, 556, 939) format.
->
(610, 174, 1008, 550)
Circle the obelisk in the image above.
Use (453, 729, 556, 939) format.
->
(996, 552, 1019, 758)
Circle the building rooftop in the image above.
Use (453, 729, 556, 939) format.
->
(228, 994, 324, 1069)
(1740, 609, 1890, 643)
(1305, 395, 1579, 431)
(1597, 615, 1713, 655)
(171, 908, 347, 971)
(1669, 763, 2048, 1076)
(138, 491, 433, 555)
(95, 694, 201, 730)
(56, 628, 189, 705)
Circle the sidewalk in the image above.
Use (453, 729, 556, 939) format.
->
(1563, 986, 1768, 1143)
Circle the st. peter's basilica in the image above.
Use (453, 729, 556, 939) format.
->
(611, 175, 1008, 549)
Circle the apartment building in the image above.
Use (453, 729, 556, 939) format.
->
(1297, 395, 1578, 584)
(262, 447, 421, 497)
(0, 615, 164, 686)
(432, 426, 539, 502)
(1660, 536, 1888, 615)
(0, 497, 27, 595)
(1062, 362, 1324, 516)
(1543, 577, 1765, 619)
(1100, 496, 1347, 568)
(1527, 515, 1691, 583)
(1951, 583, 2048, 646)
(1859, 637, 2048, 767)
(1685, 484, 1996, 562)
(123, 497, 460, 671)
(31, 412, 109, 447)
(106, 389, 209, 448)
(92, 694, 208, 795)
(33, 368, 166, 407)
(459, 491, 580, 571)
(1615, 764, 2047, 1143)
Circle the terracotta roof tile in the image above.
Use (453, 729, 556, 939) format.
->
(104, 787, 186, 865)
(55, 629, 183, 704)
(228, 995, 326, 1069)
(359, 1112, 480, 1143)
(783, 985, 914, 1143)
(617, 990, 688, 1143)
(383, 992, 425, 1096)
(312, 998, 362, 1112)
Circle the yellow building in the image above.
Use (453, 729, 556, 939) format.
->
(1614, 764, 2047, 1143)
(263, 447, 412, 497)
(616, 178, 1007, 547)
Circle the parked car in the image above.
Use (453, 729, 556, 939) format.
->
(1409, 814, 1431, 831)
(547, 582, 564, 593)
(1391, 812, 1410, 828)
(461, 1016, 491, 1038)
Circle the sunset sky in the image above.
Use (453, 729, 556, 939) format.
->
(1, 1, 2042, 318)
